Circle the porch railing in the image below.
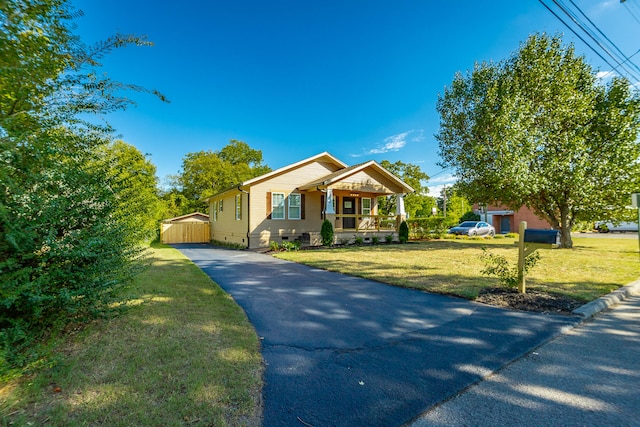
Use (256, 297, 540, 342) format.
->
(333, 214, 398, 232)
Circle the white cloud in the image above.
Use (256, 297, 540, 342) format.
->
(351, 129, 424, 157)
(596, 70, 615, 81)
(426, 173, 457, 197)
(428, 173, 456, 184)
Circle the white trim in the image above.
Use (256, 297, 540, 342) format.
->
(272, 192, 285, 220)
(288, 193, 301, 220)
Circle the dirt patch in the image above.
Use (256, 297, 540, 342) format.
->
(475, 287, 584, 315)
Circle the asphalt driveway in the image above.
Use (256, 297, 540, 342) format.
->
(175, 244, 577, 426)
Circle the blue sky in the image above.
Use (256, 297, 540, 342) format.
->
(72, 0, 640, 196)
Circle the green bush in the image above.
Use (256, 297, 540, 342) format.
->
(321, 219, 334, 246)
(459, 211, 481, 223)
(385, 234, 394, 243)
(280, 241, 300, 251)
(399, 221, 409, 243)
(0, 1, 164, 377)
(372, 236, 380, 244)
(480, 248, 540, 288)
(353, 235, 364, 245)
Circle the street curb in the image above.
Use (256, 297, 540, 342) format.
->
(572, 278, 640, 318)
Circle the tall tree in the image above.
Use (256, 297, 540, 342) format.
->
(436, 34, 640, 248)
(179, 140, 271, 211)
(377, 160, 430, 218)
(0, 0, 165, 373)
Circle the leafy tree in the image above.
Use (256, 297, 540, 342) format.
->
(179, 140, 271, 211)
(159, 188, 193, 219)
(377, 160, 430, 218)
(0, 0, 165, 374)
(98, 140, 163, 243)
(438, 187, 473, 226)
(436, 33, 640, 248)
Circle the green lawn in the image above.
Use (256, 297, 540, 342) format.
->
(275, 236, 639, 301)
(1, 245, 262, 427)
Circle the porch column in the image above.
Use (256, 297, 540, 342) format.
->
(395, 193, 406, 229)
(324, 188, 336, 232)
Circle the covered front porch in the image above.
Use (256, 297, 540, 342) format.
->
(297, 160, 413, 245)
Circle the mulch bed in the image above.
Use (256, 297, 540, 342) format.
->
(475, 287, 585, 315)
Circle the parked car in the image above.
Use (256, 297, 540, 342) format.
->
(448, 221, 495, 237)
(594, 221, 639, 233)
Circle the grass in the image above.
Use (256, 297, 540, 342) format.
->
(275, 236, 639, 301)
(1, 244, 262, 427)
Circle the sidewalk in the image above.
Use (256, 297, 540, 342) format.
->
(407, 280, 640, 426)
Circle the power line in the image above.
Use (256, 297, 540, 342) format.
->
(538, 1, 622, 72)
(550, 0, 640, 82)
(568, 0, 640, 77)
(538, 0, 640, 84)
(622, 0, 640, 26)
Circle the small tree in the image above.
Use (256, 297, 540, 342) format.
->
(399, 220, 409, 243)
(321, 220, 334, 246)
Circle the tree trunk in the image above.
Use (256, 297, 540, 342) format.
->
(559, 207, 573, 248)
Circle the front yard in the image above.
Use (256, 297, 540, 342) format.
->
(1, 245, 262, 427)
(274, 236, 639, 303)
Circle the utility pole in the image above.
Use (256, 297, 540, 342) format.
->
(442, 185, 447, 218)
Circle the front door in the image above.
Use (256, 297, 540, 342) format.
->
(343, 197, 356, 229)
(500, 216, 511, 233)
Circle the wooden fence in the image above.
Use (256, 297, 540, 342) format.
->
(160, 222, 210, 244)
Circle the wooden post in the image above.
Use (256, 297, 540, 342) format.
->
(517, 221, 527, 294)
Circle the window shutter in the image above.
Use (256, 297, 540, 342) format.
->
(301, 194, 306, 220)
(266, 192, 272, 219)
(335, 196, 340, 214)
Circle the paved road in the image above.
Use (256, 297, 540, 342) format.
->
(176, 244, 577, 427)
(408, 292, 640, 427)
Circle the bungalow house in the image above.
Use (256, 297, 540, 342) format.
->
(207, 152, 414, 249)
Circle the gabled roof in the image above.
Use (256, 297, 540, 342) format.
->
(242, 151, 347, 187)
(297, 160, 415, 193)
(206, 152, 347, 200)
(162, 212, 209, 223)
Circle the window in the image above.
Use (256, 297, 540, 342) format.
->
(289, 193, 301, 220)
(213, 201, 218, 221)
(235, 194, 242, 220)
(362, 198, 371, 216)
(219, 200, 223, 212)
(272, 192, 285, 220)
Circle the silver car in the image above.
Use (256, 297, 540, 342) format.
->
(448, 221, 495, 237)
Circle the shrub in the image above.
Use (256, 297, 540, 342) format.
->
(280, 241, 300, 251)
(459, 211, 481, 223)
(321, 219, 334, 246)
(372, 236, 380, 244)
(354, 235, 364, 245)
(385, 234, 394, 243)
(480, 248, 540, 288)
(269, 241, 280, 251)
(399, 221, 409, 243)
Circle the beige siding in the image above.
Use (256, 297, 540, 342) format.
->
(210, 190, 250, 246)
(247, 161, 338, 248)
(329, 169, 405, 194)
